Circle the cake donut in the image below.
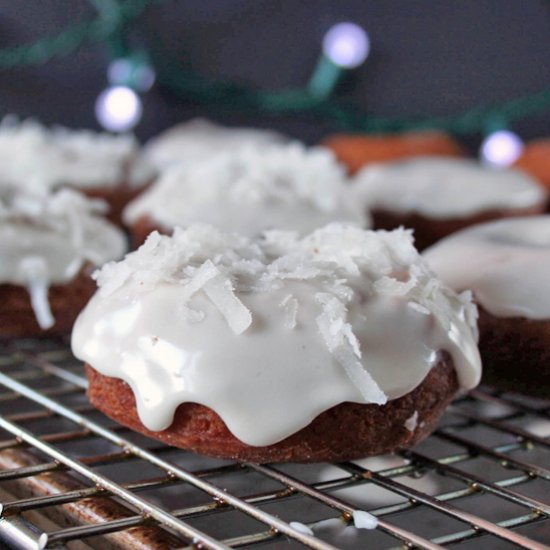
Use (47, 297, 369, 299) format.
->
(423, 216, 550, 397)
(514, 138, 550, 193)
(353, 157, 547, 250)
(0, 189, 127, 338)
(322, 131, 464, 174)
(72, 223, 481, 462)
(143, 118, 287, 170)
(0, 117, 155, 225)
(123, 142, 367, 246)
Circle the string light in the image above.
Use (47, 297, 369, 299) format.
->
(95, 85, 142, 132)
(95, 53, 154, 132)
(480, 130, 524, 168)
(107, 55, 156, 92)
(0, 0, 548, 135)
(308, 22, 370, 99)
(323, 23, 370, 69)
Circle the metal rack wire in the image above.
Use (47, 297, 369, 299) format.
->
(0, 338, 547, 550)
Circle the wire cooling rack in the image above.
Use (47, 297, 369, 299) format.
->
(0, 339, 547, 550)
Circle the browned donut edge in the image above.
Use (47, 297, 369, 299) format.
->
(478, 307, 550, 398)
(130, 215, 169, 248)
(79, 181, 150, 228)
(322, 132, 465, 175)
(371, 204, 546, 251)
(514, 139, 550, 190)
(0, 267, 96, 339)
(86, 354, 459, 463)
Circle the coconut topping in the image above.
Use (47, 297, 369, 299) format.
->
(0, 189, 127, 328)
(72, 223, 480, 446)
(404, 410, 419, 432)
(353, 157, 546, 218)
(143, 118, 287, 169)
(0, 117, 154, 192)
(424, 216, 550, 319)
(123, 142, 367, 235)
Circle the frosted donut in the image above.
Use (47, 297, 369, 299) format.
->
(0, 189, 127, 337)
(0, 117, 155, 225)
(72, 223, 481, 462)
(143, 118, 287, 170)
(352, 157, 547, 250)
(322, 131, 464, 174)
(423, 216, 550, 396)
(123, 142, 368, 246)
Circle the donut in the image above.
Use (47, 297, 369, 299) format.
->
(123, 142, 367, 247)
(321, 131, 464, 174)
(0, 117, 155, 225)
(143, 118, 287, 171)
(352, 157, 547, 250)
(0, 189, 127, 337)
(514, 138, 550, 191)
(72, 223, 481, 463)
(423, 216, 550, 397)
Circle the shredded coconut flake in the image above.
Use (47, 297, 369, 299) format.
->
(405, 411, 419, 432)
(203, 275, 252, 335)
(315, 292, 386, 404)
(279, 294, 299, 329)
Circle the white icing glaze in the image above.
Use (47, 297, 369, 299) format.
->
(0, 117, 154, 192)
(0, 189, 127, 328)
(353, 157, 546, 218)
(124, 142, 368, 235)
(71, 223, 480, 447)
(144, 118, 286, 169)
(423, 216, 550, 319)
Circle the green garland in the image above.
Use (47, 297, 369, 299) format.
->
(155, 59, 550, 134)
(1, 0, 549, 135)
(0, 0, 155, 68)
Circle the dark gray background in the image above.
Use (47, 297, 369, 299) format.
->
(1, 1, 549, 147)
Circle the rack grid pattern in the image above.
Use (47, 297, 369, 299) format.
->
(0, 338, 547, 550)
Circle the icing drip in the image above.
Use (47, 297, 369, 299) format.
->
(22, 258, 54, 329)
(144, 118, 286, 169)
(289, 522, 314, 536)
(0, 117, 154, 192)
(353, 157, 546, 218)
(423, 216, 550, 319)
(352, 510, 378, 530)
(0, 189, 127, 328)
(72, 223, 481, 447)
(123, 142, 367, 235)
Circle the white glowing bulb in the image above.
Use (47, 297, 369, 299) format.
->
(480, 130, 524, 168)
(95, 86, 143, 132)
(323, 22, 370, 68)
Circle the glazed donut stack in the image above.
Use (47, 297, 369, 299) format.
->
(2, 116, 549, 463)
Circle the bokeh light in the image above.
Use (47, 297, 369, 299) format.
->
(95, 86, 143, 132)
